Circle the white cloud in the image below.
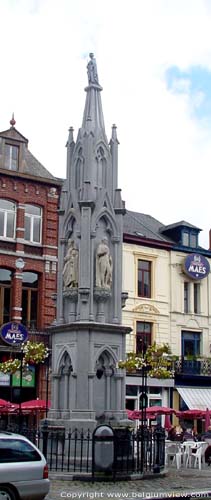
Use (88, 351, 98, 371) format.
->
(0, 0, 211, 247)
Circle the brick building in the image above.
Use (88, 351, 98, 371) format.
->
(0, 117, 61, 408)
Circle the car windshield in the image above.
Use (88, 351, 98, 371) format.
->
(0, 439, 41, 462)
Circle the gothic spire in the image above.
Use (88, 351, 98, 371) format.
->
(81, 53, 105, 132)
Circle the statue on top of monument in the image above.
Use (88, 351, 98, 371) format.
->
(96, 237, 112, 289)
(87, 53, 99, 85)
(63, 239, 79, 288)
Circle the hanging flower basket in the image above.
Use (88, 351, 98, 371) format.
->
(118, 342, 174, 379)
(0, 341, 49, 374)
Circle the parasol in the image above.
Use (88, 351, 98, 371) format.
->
(20, 399, 50, 411)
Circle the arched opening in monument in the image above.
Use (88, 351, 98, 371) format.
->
(94, 349, 116, 418)
(58, 351, 73, 410)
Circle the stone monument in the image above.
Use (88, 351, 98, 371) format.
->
(48, 54, 130, 430)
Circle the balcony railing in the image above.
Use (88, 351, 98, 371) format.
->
(174, 357, 211, 376)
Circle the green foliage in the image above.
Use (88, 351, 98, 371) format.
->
(0, 341, 49, 374)
(118, 342, 174, 379)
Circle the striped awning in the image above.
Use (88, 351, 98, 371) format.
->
(177, 387, 211, 410)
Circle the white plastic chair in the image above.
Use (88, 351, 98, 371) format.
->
(165, 442, 182, 469)
(189, 442, 207, 469)
(181, 441, 196, 468)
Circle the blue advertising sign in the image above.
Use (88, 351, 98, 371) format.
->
(0, 322, 28, 345)
(183, 254, 210, 280)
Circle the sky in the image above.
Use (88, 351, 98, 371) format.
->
(1, 0, 211, 248)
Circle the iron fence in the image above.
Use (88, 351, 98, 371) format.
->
(0, 422, 165, 479)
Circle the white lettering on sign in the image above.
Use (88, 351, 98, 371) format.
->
(5, 332, 24, 341)
(188, 265, 206, 274)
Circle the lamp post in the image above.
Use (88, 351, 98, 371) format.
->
(19, 346, 24, 431)
(139, 323, 148, 473)
(45, 352, 51, 418)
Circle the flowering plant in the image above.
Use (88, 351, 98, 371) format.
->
(0, 358, 21, 374)
(0, 341, 49, 374)
(23, 341, 49, 364)
(118, 342, 174, 379)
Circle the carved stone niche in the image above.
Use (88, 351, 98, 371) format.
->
(133, 304, 160, 314)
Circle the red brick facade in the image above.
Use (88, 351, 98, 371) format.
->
(0, 122, 61, 411)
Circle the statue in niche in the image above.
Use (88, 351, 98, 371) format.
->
(63, 239, 79, 288)
(87, 53, 99, 85)
(96, 237, 112, 289)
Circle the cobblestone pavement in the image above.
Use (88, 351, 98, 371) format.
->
(46, 465, 211, 500)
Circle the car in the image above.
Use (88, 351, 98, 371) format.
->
(0, 431, 50, 500)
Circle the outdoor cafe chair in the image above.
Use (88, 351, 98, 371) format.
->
(165, 441, 182, 469)
(186, 442, 208, 469)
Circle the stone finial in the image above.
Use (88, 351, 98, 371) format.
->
(87, 53, 99, 85)
(10, 113, 16, 127)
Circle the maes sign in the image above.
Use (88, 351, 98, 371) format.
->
(183, 253, 210, 280)
(0, 322, 28, 345)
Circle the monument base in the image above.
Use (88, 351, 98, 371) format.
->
(45, 409, 133, 432)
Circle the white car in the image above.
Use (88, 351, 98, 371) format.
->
(0, 432, 50, 500)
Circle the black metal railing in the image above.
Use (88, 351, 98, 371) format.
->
(0, 421, 165, 479)
(175, 357, 211, 376)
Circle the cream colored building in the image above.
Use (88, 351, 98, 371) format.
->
(122, 211, 211, 426)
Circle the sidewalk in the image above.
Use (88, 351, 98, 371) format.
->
(46, 465, 211, 500)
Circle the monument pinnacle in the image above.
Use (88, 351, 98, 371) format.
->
(87, 53, 99, 86)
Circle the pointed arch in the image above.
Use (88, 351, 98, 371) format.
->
(93, 345, 118, 370)
(59, 351, 73, 375)
(94, 140, 110, 161)
(55, 346, 75, 373)
(94, 141, 110, 189)
(92, 209, 118, 240)
(73, 142, 85, 190)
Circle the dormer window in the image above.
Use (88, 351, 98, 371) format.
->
(182, 231, 197, 248)
(183, 231, 189, 246)
(190, 233, 197, 248)
(5, 144, 19, 170)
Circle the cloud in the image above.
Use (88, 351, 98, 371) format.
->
(0, 0, 211, 248)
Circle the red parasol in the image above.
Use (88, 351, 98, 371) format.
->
(21, 399, 50, 411)
(175, 409, 202, 419)
(205, 407, 211, 431)
(146, 406, 175, 415)
(0, 398, 13, 408)
(164, 414, 172, 430)
(126, 409, 136, 420)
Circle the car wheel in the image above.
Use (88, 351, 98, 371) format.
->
(0, 486, 17, 500)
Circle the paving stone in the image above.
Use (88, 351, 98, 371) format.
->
(46, 465, 211, 499)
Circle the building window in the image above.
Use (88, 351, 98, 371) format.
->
(5, 144, 19, 170)
(194, 283, 200, 314)
(22, 272, 38, 329)
(24, 205, 42, 243)
(190, 233, 197, 248)
(136, 321, 152, 354)
(184, 282, 189, 313)
(138, 260, 151, 297)
(0, 269, 12, 325)
(182, 231, 197, 248)
(184, 282, 200, 314)
(0, 199, 16, 239)
(183, 232, 189, 246)
(182, 331, 200, 357)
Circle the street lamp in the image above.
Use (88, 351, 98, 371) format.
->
(139, 322, 148, 472)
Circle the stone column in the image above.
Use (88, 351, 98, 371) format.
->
(94, 289, 111, 322)
(88, 373, 95, 409)
(63, 368, 69, 410)
(52, 373, 60, 409)
(105, 371, 111, 410)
